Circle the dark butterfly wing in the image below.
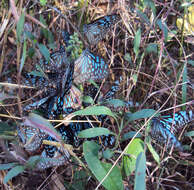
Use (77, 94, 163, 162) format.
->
(74, 49, 109, 83)
(62, 31, 71, 47)
(22, 72, 67, 112)
(150, 110, 193, 151)
(49, 86, 81, 118)
(34, 135, 70, 170)
(103, 77, 122, 100)
(23, 50, 71, 113)
(83, 14, 120, 45)
(57, 115, 115, 148)
(160, 110, 193, 132)
(37, 49, 68, 72)
(99, 77, 139, 111)
(150, 117, 183, 151)
(36, 152, 69, 170)
(17, 125, 46, 153)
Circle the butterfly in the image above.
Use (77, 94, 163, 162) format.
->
(150, 117, 183, 151)
(150, 110, 193, 151)
(48, 85, 82, 118)
(23, 54, 74, 113)
(36, 150, 69, 170)
(158, 110, 193, 133)
(37, 48, 68, 73)
(74, 49, 109, 84)
(62, 31, 71, 47)
(17, 125, 69, 170)
(98, 76, 139, 111)
(83, 14, 120, 45)
(102, 76, 122, 100)
(17, 124, 47, 153)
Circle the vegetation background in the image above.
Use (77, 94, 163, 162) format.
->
(0, 0, 193, 189)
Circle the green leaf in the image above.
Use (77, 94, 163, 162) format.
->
(133, 28, 141, 57)
(101, 163, 124, 190)
(124, 53, 132, 63)
(74, 106, 116, 118)
(103, 99, 126, 109)
(25, 156, 41, 169)
(29, 70, 44, 77)
(145, 43, 158, 54)
(188, 60, 194, 66)
(136, 9, 150, 25)
(0, 122, 15, 138)
(35, 61, 48, 78)
(20, 39, 27, 73)
(122, 138, 144, 176)
(122, 131, 142, 141)
(27, 47, 35, 58)
(16, 12, 25, 43)
(182, 64, 187, 109)
(0, 163, 17, 170)
(66, 170, 88, 190)
(156, 19, 168, 42)
(125, 109, 157, 122)
(39, 15, 47, 26)
(3, 165, 25, 184)
(47, 30, 55, 46)
(83, 141, 124, 190)
(37, 43, 50, 62)
(82, 95, 94, 105)
(145, 122, 160, 165)
(134, 152, 146, 190)
(0, 122, 15, 132)
(78, 128, 111, 138)
(146, 138, 160, 165)
(185, 131, 194, 137)
(23, 113, 61, 141)
(24, 31, 35, 40)
(102, 149, 114, 159)
(144, 0, 156, 17)
(40, 0, 47, 6)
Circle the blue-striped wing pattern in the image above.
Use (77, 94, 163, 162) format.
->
(74, 49, 109, 83)
(83, 14, 120, 45)
(150, 110, 193, 151)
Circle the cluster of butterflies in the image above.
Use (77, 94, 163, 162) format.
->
(16, 14, 193, 170)
(17, 14, 120, 169)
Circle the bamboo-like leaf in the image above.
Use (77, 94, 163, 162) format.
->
(0, 163, 17, 170)
(78, 128, 111, 138)
(37, 43, 50, 62)
(182, 64, 187, 109)
(134, 152, 146, 190)
(20, 39, 27, 73)
(125, 109, 157, 122)
(133, 29, 141, 57)
(156, 19, 168, 42)
(74, 106, 116, 118)
(3, 165, 25, 184)
(16, 12, 25, 43)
